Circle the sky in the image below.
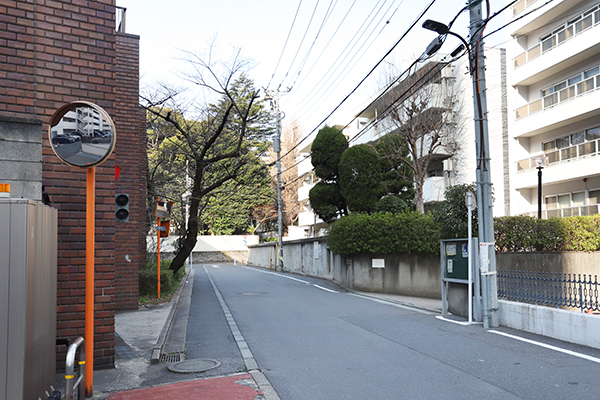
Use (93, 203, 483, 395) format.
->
(119, 0, 508, 143)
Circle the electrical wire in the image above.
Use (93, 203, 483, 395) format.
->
(268, 0, 304, 89)
(279, 0, 321, 87)
(279, 0, 438, 162)
(284, 0, 387, 115)
(289, 0, 400, 125)
(285, 0, 339, 90)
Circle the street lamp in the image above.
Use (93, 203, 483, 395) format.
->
(422, 20, 471, 67)
(536, 156, 549, 219)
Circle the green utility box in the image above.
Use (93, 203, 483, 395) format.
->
(442, 240, 469, 280)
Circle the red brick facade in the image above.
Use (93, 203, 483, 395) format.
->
(0, 0, 146, 368)
(114, 32, 146, 310)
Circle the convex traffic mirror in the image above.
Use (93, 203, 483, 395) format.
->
(49, 101, 116, 168)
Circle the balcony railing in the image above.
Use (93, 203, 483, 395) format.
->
(521, 204, 599, 219)
(515, 76, 600, 120)
(512, 0, 538, 16)
(514, 6, 600, 68)
(517, 138, 600, 172)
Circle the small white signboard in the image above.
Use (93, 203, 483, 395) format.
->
(372, 259, 385, 269)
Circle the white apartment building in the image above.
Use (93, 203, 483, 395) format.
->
(508, 0, 600, 217)
(293, 48, 508, 237)
(354, 50, 509, 215)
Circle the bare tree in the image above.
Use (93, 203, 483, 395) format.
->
(377, 61, 465, 213)
(267, 119, 302, 235)
(143, 48, 271, 273)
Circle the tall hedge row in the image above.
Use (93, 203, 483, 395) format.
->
(327, 212, 440, 255)
(495, 214, 600, 252)
(328, 213, 600, 256)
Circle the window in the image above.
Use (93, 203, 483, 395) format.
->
(568, 74, 582, 86)
(573, 192, 585, 207)
(585, 66, 599, 79)
(587, 127, 600, 141)
(590, 190, 600, 205)
(571, 131, 585, 145)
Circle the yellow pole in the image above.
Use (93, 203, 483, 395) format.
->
(85, 167, 95, 397)
(157, 216, 161, 298)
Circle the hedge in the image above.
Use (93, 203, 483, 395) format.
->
(139, 260, 185, 297)
(327, 212, 440, 256)
(494, 214, 600, 252)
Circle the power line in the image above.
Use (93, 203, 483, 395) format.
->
(268, 0, 304, 89)
(279, 0, 321, 88)
(280, 0, 439, 162)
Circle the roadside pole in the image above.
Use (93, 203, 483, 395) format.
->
(469, 0, 499, 328)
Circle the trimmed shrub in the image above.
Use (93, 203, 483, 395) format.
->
(327, 212, 440, 255)
(494, 214, 600, 252)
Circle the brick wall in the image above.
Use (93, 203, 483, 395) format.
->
(114, 32, 145, 309)
(0, 0, 145, 369)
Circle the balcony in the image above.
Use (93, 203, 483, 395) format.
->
(423, 176, 446, 203)
(517, 138, 600, 173)
(510, 0, 586, 37)
(512, 7, 600, 86)
(513, 76, 600, 138)
(521, 204, 599, 219)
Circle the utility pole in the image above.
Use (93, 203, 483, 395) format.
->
(265, 88, 285, 272)
(469, 0, 499, 328)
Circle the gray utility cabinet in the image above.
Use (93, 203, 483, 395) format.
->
(0, 199, 58, 400)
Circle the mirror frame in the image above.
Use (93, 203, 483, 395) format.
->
(49, 101, 116, 168)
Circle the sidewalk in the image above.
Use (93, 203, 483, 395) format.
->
(83, 267, 441, 400)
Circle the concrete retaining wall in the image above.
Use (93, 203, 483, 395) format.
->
(148, 235, 259, 264)
(248, 237, 441, 298)
(497, 252, 600, 276)
(498, 300, 600, 350)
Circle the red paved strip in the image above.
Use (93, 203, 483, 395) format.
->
(107, 374, 263, 400)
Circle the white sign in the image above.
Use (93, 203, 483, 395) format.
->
(479, 242, 493, 274)
(447, 259, 453, 274)
(372, 259, 385, 269)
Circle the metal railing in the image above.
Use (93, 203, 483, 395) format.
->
(514, 8, 599, 67)
(498, 270, 599, 312)
(515, 75, 600, 119)
(520, 204, 599, 219)
(512, 0, 538, 16)
(517, 138, 600, 172)
(65, 337, 86, 400)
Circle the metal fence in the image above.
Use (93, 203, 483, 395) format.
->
(498, 270, 599, 312)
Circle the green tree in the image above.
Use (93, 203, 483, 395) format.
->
(308, 126, 349, 222)
(339, 144, 384, 213)
(432, 183, 478, 239)
(375, 133, 415, 205)
(144, 52, 275, 274)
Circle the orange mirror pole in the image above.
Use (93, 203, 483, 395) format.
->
(157, 216, 161, 299)
(85, 167, 95, 397)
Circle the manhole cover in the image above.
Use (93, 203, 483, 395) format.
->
(167, 359, 221, 374)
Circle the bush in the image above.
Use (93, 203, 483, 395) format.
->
(327, 212, 440, 255)
(432, 183, 478, 239)
(139, 260, 185, 297)
(494, 214, 600, 252)
(373, 195, 409, 214)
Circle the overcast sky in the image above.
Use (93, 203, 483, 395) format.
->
(120, 0, 508, 140)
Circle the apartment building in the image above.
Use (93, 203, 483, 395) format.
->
(354, 50, 508, 215)
(508, 0, 600, 217)
(293, 48, 508, 236)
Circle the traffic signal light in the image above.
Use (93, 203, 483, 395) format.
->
(115, 193, 129, 222)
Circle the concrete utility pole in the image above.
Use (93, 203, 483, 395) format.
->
(469, 0, 499, 328)
(265, 88, 285, 272)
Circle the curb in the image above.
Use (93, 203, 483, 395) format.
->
(151, 267, 192, 364)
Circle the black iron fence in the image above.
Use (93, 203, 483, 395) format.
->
(497, 270, 599, 312)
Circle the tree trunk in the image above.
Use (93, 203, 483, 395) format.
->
(169, 181, 202, 274)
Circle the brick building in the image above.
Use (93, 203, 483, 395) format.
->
(0, 1, 146, 368)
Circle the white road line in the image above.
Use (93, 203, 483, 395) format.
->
(489, 330, 600, 364)
(313, 284, 338, 293)
(435, 315, 481, 326)
(211, 265, 220, 268)
(241, 266, 310, 284)
(349, 293, 434, 314)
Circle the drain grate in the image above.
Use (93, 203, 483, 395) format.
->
(160, 352, 184, 363)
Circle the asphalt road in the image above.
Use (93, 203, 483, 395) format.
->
(187, 264, 600, 399)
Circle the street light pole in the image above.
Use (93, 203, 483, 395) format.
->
(469, 0, 498, 329)
(537, 163, 543, 219)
